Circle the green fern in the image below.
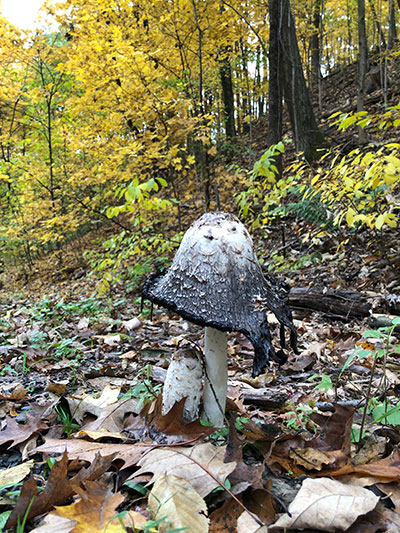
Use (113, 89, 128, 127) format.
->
(271, 186, 335, 229)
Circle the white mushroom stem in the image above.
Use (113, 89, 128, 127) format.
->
(162, 350, 203, 421)
(202, 327, 228, 427)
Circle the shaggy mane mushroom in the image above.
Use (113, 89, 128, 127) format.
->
(143, 211, 297, 427)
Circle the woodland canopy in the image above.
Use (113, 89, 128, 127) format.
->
(0, 0, 399, 290)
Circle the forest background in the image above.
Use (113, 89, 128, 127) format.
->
(1, 1, 400, 530)
(0, 0, 399, 293)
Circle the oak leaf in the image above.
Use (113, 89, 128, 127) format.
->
(132, 442, 236, 497)
(53, 480, 147, 532)
(6, 452, 115, 528)
(32, 436, 149, 469)
(0, 414, 48, 448)
(148, 474, 209, 533)
(125, 395, 214, 444)
(67, 390, 139, 433)
(269, 478, 379, 532)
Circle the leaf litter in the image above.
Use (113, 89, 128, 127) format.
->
(0, 270, 400, 532)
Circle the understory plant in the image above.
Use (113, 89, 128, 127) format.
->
(235, 106, 400, 240)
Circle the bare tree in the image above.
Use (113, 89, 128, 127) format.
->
(357, 0, 368, 143)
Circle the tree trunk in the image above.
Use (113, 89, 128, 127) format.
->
(256, 46, 264, 117)
(219, 58, 236, 140)
(357, 0, 368, 143)
(388, 0, 397, 49)
(267, 0, 283, 174)
(279, 0, 325, 162)
(310, 0, 322, 90)
(367, 0, 386, 48)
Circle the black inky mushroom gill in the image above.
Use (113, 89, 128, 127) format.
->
(142, 211, 298, 426)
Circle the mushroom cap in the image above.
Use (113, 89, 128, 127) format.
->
(143, 212, 297, 376)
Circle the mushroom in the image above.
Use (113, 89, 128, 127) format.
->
(143, 211, 297, 427)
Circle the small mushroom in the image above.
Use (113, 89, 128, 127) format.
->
(143, 211, 297, 427)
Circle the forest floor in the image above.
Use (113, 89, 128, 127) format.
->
(1, 61, 400, 532)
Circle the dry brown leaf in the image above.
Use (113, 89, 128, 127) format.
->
(93, 334, 121, 345)
(148, 474, 209, 533)
(52, 480, 142, 532)
(67, 384, 121, 420)
(224, 416, 264, 492)
(354, 451, 400, 481)
(6, 451, 115, 528)
(121, 317, 142, 331)
(132, 442, 236, 497)
(269, 477, 379, 532)
(0, 414, 48, 448)
(377, 482, 400, 513)
(289, 447, 336, 470)
(209, 498, 243, 532)
(32, 436, 148, 469)
(243, 489, 276, 525)
(0, 382, 27, 400)
(310, 404, 354, 455)
(67, 392, 139, 433)
(45, 381, 68, 395)
(352, 436, 387, 466)
(125, 395, 215, 444)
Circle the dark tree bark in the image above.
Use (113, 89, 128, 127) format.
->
(267, 0, 283, 174)
(256, 46, 265, 117)
(310, 0, 322, 90)
(357, 0, 369, 143)
(367, 0, 386, 48)
(219, 58, 236, 140)
(279, 0, 325, 162)
(388, 0, 397, 49)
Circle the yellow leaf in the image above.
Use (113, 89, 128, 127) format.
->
(0, 461, 34, 487)
(346, 208, 355, 227)
(375, 214, 386, 230)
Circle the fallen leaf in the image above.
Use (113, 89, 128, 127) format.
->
(310, 404, 355, 455)
(0, 460, 34, 487)
(69, 384, 121, 414)
(225, 417, 264, 490)
(132, 442, 236, 497)
(289, 447, 336, 470)
(269, 477, 379, 532)
(77, 317, 90, 331)
(209, 498, 243, 532)
(53, 480, 143, 532)
(236, 511, 268, 533)
(353, 436, 387, 466)
(6, 452, 115, 528)
(67, 392, 139, 433)
(32, 437, 148, 469)
(125, 395, 214, 444)
(0, 414, 48, 448)
(353, 451, 400, 481)
(75, 429, 126, 441)
(0, 383, 27, 400)
(45, 381, 68, 395)
(148, 474, 209, 533)
(377, 482, 400, 513)
(243, 489, 276, 525)
(29, 513, 77, 533)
